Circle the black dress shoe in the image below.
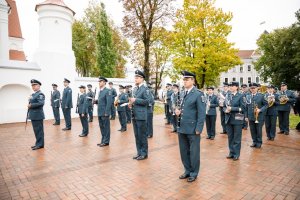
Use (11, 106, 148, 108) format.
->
(284, 132, 289, 135)
(110, 117, 115, 120)
(32, 146, 44, 150)
(133, 155, 140, 159)
(62, 128, 71, 131)
(171, 130, 177, 133)
(147, 135, 153, 138)
(226, 155, 234, 159)
(99, 143, 109, 147)
(136, 155, 148, 160)
(118, 129, 122, 131)
(31, 145, 36, 149)
(53, 123, 60, 125)
(206, 136, 211, 139)
(255, 145, 262, 148)
(278, 131, 284, 134)
(121, 129, 127, 132)
(127, 121, 131, 124)
(270, 138, 274, 141)
(220, 132, 227, 134)
(79, 134, 87, 137)
(233, 157, 239, 161)
(210, 137, 215, 140)
(267, 137, 271, 140)
(179, 174, 190, 179)
(250, 144, 256, 148)
(88, 120, 93, 122)
(187, 176, 197, 182)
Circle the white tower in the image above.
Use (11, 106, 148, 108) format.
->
(0, 0, 10, 61)
(33, 0, 77, 119)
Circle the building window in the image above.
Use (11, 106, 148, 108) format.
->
(240, 77, 243, 84)
(256, 77, 259, 83)
(225, 78, 228, 83)
(232, 77, 236, 81)
(240, 66, 243, 73)
(248, 65, 251, 71)
(248, 77, 251, 83)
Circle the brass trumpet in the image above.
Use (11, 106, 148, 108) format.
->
(114, 95, 119, 107)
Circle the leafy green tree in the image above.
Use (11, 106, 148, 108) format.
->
(96, 3, 117, 77)
(255, 9, 300, 90)
(168, 0, 241, 88)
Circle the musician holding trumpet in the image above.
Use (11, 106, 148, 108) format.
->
(264, 85, 279, 141)
(205, 87, 219, 140)
(245, 83, 268, 149)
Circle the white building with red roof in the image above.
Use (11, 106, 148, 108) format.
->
(219, 50, 265, 87)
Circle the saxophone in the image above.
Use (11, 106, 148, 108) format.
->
(205, 93, 211, 114)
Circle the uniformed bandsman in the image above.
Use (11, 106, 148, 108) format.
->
(264, 85, 279, 141)
(28, 79, 45, 150)
(241, 84, 249, 130)
(277, 82, 296, 135)
(219, 82, 230, 134)
(86, 84, 95, 122)
(165, 83, 173, 125)
(224, 81, 246, 160)
(175, 71, 206, 182)
(94, 77, 112, 147)
(245, 83, 268, 148)
(205, 86, 219, 140)
(131, 70, 151, 160)
(77, 85, 89, 137)
(146, 83, 155, 138)
(51, 83, 60, 125)
(109, 82, 117, 120)
(117, 85, 128, 132)
(61, 78, 72, 131)
(170, 84, 180, 133)
(125, 85, 132, 124)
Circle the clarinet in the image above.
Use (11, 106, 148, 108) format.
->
(130, 87, 136, 119)
(177, 91, 183, 129)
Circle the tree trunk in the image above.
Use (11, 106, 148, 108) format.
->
(143, 38, 150, 82)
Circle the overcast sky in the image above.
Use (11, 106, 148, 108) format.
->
(16, 0, 300, 60)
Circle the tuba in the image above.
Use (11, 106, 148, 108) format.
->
(218, 92, 226, 107)
(279, 92, 288, 104)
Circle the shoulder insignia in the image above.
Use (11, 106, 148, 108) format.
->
(108, 91, 112, 95)
(39, 94, 44, 100)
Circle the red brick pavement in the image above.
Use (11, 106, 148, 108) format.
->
(0, 114, 299, 200)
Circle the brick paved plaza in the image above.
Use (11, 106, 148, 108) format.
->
(0, 114, 299, 200)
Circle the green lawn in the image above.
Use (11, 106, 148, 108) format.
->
(289, 114, 300, 129)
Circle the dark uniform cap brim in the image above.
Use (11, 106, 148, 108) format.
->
(223, 82, 229, 86)
(108, 82, 113, 85)
(31, 79, 42, 86)
(230, 81, 239, 87)
(87, 84, 92, 87)
(281, 82, 287, 86)
(267, 85, 275, 88)
(207, 87, 214, 90)
(119, 85, 125, 89)
(98, 76, 108, 82)
(249, 82, 258, 87)
(135, 70, 146, 78)
(173, 84, 179, 88)
(181, 70, 195, 78)
(79, 85, 86, 89)
(52, 84, 58, 87)
(64, 78, 70, 83)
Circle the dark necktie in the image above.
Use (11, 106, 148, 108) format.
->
(184, 91, 188, 99)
